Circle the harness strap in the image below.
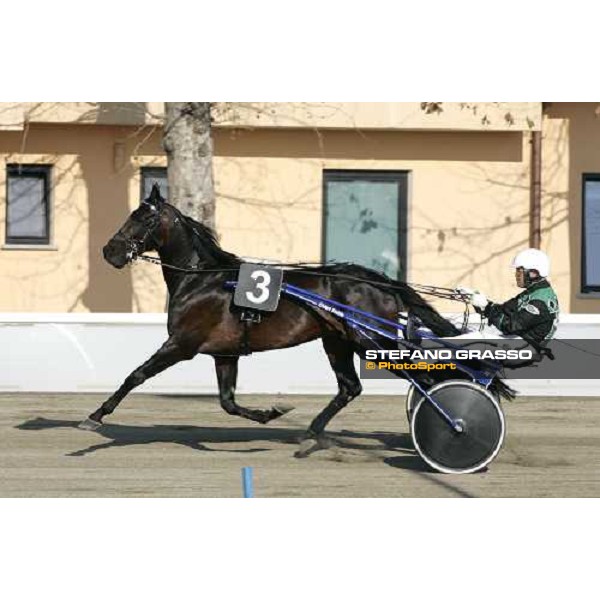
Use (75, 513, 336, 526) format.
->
(238, 309, 262, 355)
(242, 320, 251, 356)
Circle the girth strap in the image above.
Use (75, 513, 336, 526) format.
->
(239, 309, 262, 355)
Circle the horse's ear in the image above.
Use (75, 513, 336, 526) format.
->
(148, 182, 164, 205)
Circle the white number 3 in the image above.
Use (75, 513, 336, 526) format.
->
(246, 270, 271, 304)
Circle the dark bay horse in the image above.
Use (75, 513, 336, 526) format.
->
(81, 184, 469, 453)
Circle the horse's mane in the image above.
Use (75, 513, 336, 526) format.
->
(168, 203, 241, 267)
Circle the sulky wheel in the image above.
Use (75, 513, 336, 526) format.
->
(410, 380, 505, 474)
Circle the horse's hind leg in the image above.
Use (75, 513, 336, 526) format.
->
(295, 336, 362, 458)
(79, 337, 192, 430)
(214, 356, 294, 424)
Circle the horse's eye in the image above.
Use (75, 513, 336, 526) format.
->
(143, 214, 159, 227)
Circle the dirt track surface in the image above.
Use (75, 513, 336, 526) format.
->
(1, 393, 599, 497)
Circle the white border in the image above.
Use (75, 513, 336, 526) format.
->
(0, 499, 596, 600)
(3, 1, 599, 592)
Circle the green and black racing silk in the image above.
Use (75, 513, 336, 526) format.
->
(483, 279, 559, 351)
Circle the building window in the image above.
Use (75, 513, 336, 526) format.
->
(323, 170, 408, 280)
(582, 174, 600, 293)
(141, 167, 168, 202)
(5, 165, 51, 246)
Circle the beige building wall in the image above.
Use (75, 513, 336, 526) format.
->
(543, 103, 600, 314)
(214, 102, 541, 132)
(214, 128, 531, 314)
(0, 102, 594, 315)
(1, 102, 541, 132)
(0, 124, 167, 312)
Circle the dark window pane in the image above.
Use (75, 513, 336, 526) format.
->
(141, 168, 168, 201)
(6, 166, 50, 244)
(584, 177, 600, 290)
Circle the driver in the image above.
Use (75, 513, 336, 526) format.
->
(461, 248, 559, 353)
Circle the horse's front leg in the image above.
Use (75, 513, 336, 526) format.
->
(79, 337, 193, 430)
(214, 355, 294, 424)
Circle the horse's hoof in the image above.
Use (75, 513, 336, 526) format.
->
(272, 404, 295, 417)
(78, 418, 102, 431)
(259, 404, 295, 424)
(294, 437, 326, 459)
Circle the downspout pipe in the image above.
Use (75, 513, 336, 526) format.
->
(530, 130, 542, 249)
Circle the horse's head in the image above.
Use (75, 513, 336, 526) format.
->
(103, 183, 167, 269)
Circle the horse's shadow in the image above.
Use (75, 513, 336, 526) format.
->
(15, 417, 429, 470)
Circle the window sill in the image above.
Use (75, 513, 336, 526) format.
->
(576, 292, 600, 300)
(1, 244, 58, 251)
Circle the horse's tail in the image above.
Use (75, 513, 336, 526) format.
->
(321, 263, 460, 337)
(393, 283, 461, 338)
(489, 377, 516, 402)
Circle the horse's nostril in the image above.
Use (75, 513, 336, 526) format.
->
(103, 239, 128, 269)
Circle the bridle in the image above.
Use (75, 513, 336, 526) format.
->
(124, 201, 164, 263)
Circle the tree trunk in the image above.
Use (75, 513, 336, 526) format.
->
(163, 102, 215, 229)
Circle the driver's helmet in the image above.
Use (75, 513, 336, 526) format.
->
(511, 248, 550, 277)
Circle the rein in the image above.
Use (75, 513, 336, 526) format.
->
(136, 254, 239, 273)
(130, 200, 469, 305)
(134, 254, 470, 303)
(129, 199, 472, 330)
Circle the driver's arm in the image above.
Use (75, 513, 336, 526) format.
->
(484, 297, 550, 336)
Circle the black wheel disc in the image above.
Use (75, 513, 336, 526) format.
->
(411, 381, 505, 474)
